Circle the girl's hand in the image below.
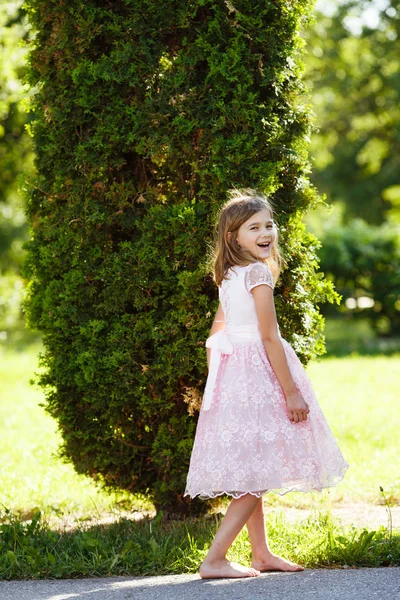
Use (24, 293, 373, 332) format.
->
(285, 390, 310, 423)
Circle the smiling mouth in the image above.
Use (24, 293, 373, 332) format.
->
(257, 242, 271, 248)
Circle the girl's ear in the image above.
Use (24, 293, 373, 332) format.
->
(226, 231, 232, 243)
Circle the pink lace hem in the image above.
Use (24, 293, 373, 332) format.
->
(184, 465, 348, 500)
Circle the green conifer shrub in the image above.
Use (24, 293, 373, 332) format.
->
(21, 0, 337, 514)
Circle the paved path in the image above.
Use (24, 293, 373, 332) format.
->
(1, 568, 399, 600)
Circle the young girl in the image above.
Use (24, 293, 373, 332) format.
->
(184, 188, 349, 579)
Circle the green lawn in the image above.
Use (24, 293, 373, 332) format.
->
(0, 340, 399, 578)
(306, 353, 399, 506)
(0, 339, 399, 519)
(0, 342, 151, 523)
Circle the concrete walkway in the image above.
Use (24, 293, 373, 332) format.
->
(1, 568, 399, 600)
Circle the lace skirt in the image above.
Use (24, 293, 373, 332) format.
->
(184, 334, 349, 500)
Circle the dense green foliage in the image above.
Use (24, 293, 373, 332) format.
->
(302, 0, 400, 335)
(303, 0, 400, 224)
(21, 0, 337, 511)
(319, 219, 400, 335)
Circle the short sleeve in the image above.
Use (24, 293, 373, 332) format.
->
(245, 262, 274, 292)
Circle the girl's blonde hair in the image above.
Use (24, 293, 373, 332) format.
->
(209, 188, 283, 287)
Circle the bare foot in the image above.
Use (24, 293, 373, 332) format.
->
(199, 557, 261, 579)
(252, 551, 304, 572)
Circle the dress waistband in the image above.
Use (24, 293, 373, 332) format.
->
(224, 323, 262, 339)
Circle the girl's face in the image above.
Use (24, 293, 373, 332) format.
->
(235, 208, 276, 260)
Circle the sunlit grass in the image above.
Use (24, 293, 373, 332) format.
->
(220, 352, 400, 512)
(0, 507, 398, 580)
(0, 339, 399, 520)
(306, 353, 400, 506)
(0, 342, 152, 523)
(1, 339, 399, 579)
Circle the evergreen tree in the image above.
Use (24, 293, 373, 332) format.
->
(303, 0, 400, 224)
(22, 0, 336, 513)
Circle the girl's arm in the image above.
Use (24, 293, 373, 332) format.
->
(206, 302, 225, 369)
(251, 285, 309, 423)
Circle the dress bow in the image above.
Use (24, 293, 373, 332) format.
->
(202, 328, 233, 411)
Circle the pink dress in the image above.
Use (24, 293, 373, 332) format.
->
(184, 261, 349, 500)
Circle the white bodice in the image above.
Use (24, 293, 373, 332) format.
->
(219, 261, 274, 335)
(202, 261, 276, 410)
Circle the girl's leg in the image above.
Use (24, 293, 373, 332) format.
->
(245, 497, 304, 572)
(245, 498, 271, 557)
(199, 493, 261, 579)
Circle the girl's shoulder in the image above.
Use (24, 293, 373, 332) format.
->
(222, 261, 274, 290)
(244, 261, 275, 291)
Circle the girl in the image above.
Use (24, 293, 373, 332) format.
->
(184, 188, 349, 579)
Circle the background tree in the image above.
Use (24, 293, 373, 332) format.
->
(0, 1, 34, 343)
(303, 0, 400, 224)
(301, 0, 400, 338)
(21, 0, 336, 514)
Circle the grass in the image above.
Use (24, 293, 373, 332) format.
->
(265, 352, 400, 510)
(0, 334, 399, 578)
(0, 507, 398, 579)
(0, 341, 153, 523)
